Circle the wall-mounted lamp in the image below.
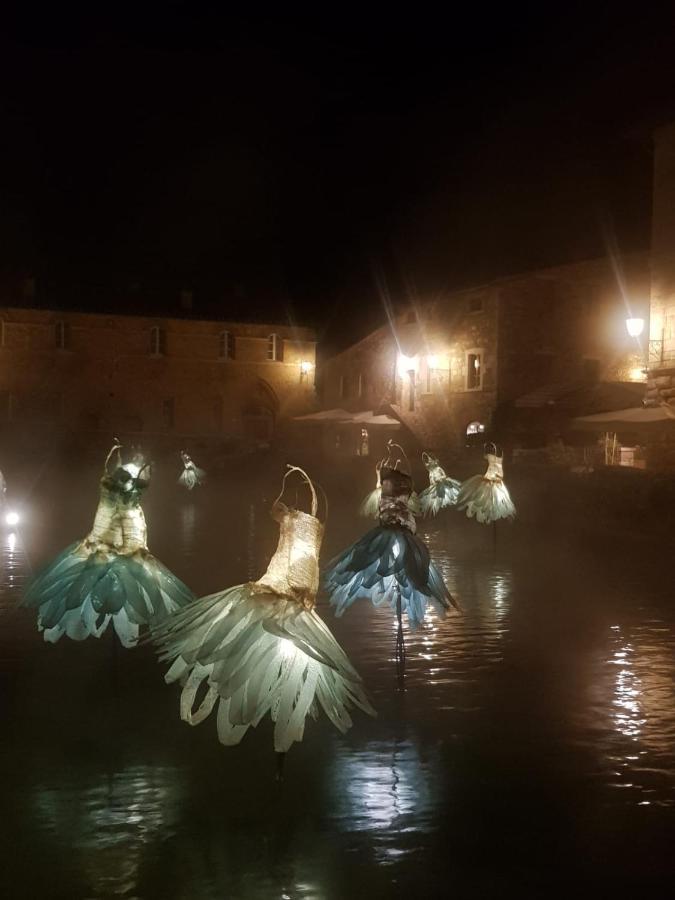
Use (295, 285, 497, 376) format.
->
(625, 317, 645, 338)
(299, 360, 314, 383)
(396, 354, 418, 377)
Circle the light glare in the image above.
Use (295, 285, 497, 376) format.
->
(397, 354, 418, 377)
(626, 317, 645, 338)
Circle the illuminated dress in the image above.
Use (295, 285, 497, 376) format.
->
(23, 442, 194, 646)
(359, 443, 421, 519)
(152, 466, 375, 754)
(178, 451, 205, 491)
(324, 465, 456, 629)
(418, 451, 460, 517)
(455, 444, 516, 524)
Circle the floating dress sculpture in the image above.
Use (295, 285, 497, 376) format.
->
(23, 441, 194, 645)
(455, 443, 516, 524)
(324, 462, 456, 633)
(152, 466, 375, 755)
(358, 441, 421, 518)
(178, 451, 205, 491)
(358, 459, 384, 518)
(418, 451, 461, 517)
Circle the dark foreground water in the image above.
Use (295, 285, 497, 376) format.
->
(1, 456, 675, 898)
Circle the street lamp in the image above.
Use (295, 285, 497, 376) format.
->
(299, 360, 314, 383)
(625, 317, 645, 338)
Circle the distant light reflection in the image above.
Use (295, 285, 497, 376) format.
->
(32, 765, 184, 897)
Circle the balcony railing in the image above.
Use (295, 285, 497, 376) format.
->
(647, 339, 675, 366)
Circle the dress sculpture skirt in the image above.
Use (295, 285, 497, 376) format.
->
(418, 451, 461, 517)
(152, 467, 375, 754)
(324, 466, 456, 629)
(456, 445, 516, 524)
(23, 443, 194, 646)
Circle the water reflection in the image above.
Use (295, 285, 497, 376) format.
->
(582, 617, 675, 807)
(6, 463, 675, 894)
(179, 503, 197, 562)
(32, 765, 185, 897)
(329, 737, 440, 866)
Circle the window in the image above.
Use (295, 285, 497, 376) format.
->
(55, 320, 69, 350)
(357, 373, 365, 398)
(150, 326, 166, 356)
(219, 330, 236, 359)
(267, 333, 283, 361)
(162, 398, 174, 430)
(466, 351, 483, 390)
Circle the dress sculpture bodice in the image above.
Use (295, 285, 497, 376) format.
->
(378, 467, 416, 533)
(84, 464, 149, 555)
(483, 453, 504, 482)
(256, 501, 324, 607)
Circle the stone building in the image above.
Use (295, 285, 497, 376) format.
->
(0, 306, 316, 448)
(319, 254, 648, 453)
(646, 123, 675, 411)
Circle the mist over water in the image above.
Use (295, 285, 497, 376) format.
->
(2, 455, 675, 897)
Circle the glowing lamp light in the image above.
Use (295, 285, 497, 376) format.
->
(397, 354, 419, 377)
(629, 367, 647, 382)
(626, 318, 645, 338)
(5, 511, 19, 527)
(427, 354, 449, 371)
(300, 360, 314, 374)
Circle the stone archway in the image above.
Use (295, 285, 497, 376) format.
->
(242, 379, 279, 441)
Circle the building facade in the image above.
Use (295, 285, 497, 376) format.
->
(320, 254, 649, 453)
(0, 307, 316, 445)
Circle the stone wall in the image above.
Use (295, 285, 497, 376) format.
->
(0, 307, 316, 444)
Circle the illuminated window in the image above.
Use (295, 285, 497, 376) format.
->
(219, 330, 236, 359)
(267, 333, 283, 361)
(150, 326, 166, 356)
(162, 398, 174, 429)
(466, 351, 483, 390)
(55, 320, 69, 350)
(466, 421, 486, 435)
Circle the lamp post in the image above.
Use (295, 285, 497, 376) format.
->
(624, 316, 648, 382)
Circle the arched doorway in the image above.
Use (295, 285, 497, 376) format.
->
(465, 419, 486, 448)
(242, 379, 279, 441)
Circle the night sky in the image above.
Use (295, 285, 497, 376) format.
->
(2, 7, 675, 349)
